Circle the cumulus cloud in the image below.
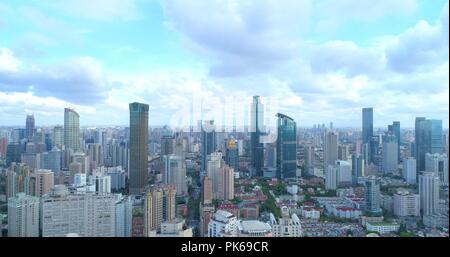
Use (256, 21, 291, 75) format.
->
(0, 50, 108, 104)
(162, 0, 312, 77)
(310, 41, 385, 76)
(386, 3, 449, 73)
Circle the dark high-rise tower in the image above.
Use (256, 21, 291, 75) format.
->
(276, 113, 297, 179)
(25, 115, 35, 141)
(201, 120, 216, 172)
(362, 108, 373, 164)
(129, 102, 149, 195)
(250, 96, 264, 177)
(415, 118, 443, 173)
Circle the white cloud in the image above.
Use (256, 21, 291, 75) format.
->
(60, 0, 141, 21)
(386, 2, 449, 73)
(0, 48, 21, 72)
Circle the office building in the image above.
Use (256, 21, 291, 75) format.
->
(89, 173, 111, 193)
(425, 153, 448, 186)
(336, 160, 352, 186)
(250, 96, 264, 176)
(207, 152, 222, 198)
(64, 108, 80, 150)
(72, 152, 89, 174)
(388, 121, 401, 161)
(129, 102, 149, 195)
(415, 118, 443, 173)
(52, 126, 63, 147)
(382, 134, 398, 174)
(6, 163, 31, 199)
(276, 113, 297, 179)
(362, 108, 373, 163)
(351, 153, 365, 184)
(160, 127, 174, 156)
(7, 193, 40, 237)
(41, 149, 61, 174)
(219, 164, 234, 201)
(338, 145, 349, 161)
(324, 131, 338, 167)
(402, 157, 417, 184)
(225, 139, 239, 172)
(419, 172, 440, 216)
(162, 154, 187, 196)
(304, 144, 314, 175)
(115, 195, 133, 237)
(201, 120, 216, 173)
(25, 115, 35, 141)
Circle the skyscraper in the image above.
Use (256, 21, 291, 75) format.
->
(425, 153, 448, 186)
(225, 139, 239, 172)
(276, 113, 297, 179)
(365, 176, 382, 216)
(64, 108, 80, 151)
(362, 108, 373, 163)
(219, 164, 234, 201)
(415, 118, 443, 173)
(324, 131, 338, 167)
(129, 102, 149, 195)
(201, 120, 216, 173)
(382, 134, 398, 174)
(403, 157, 417, 184)
(162, 154, 187, 196)
(203, 176, 213, 204)
(160, 126, 174, 156)
(144, 185, 176, 235)
(33, 169, 54, 197)
(419, 172, 440, 216)
(250, 96, 264, 177)
(25, 115, 35, 141)
(388, 121, 401, 161)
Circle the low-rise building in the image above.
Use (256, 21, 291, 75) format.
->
(237, 220, 272, 237)
(366, 222, 400, 234)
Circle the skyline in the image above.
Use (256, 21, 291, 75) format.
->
(0, 0, 449, 128)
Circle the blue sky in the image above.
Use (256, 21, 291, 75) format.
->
(0, 0, 448, 129)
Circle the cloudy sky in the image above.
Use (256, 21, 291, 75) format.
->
(0, 0, 448, 128)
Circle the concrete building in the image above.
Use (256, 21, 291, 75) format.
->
(382, 134, 398, 174)
(115, 195, 133, 237)
(207, 152, 222, 198)
(324, 131, 338, 167)
(148, 219, 193, 237)
(144, 185, 176, 236)
(7, 193, 40, 237)
(41, 185, 116, 237)
(237, 220, 272, 237)
(393, 191, 420, 217)
(365, 176, 382, 216)
(208, 210, 238, 237)
(162, 154, 187, 196)
(270, 206, 302, 237)
(336, 160, 352, 186)
(325, 165, 337, 190)
(366, 222, 400, 234)
(419, 172, 440, 216)
(219, 164, 234, 200)
(425, 153, 448, 186)
(89, 173, 111, 193)
(403, 157, 417, 184)
(202, 176, 213, 204)
(33, 169, 54, 197)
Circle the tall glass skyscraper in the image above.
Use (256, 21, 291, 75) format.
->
(250, 96, 264, 177)
(362, 108, 373, 164)
(415, 118, 443, 173)
(64, 108, 80, 151)
(276, 113, 297, 179)
(129, 102, 149, 195)
(201, 120, 216, 173)
(388, 121, 401, 162)
(25, 114, 35, 141)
